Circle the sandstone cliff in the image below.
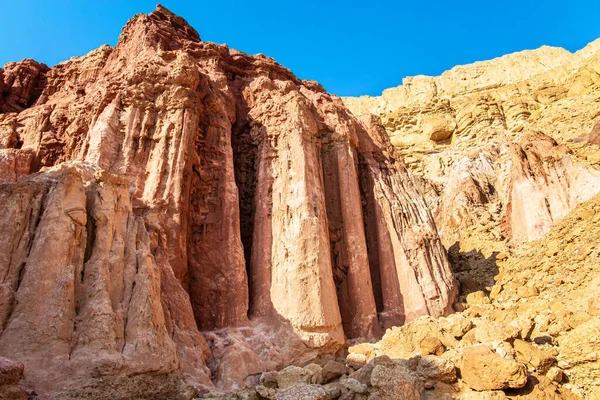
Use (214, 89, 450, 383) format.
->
(0, 5, 457, 398)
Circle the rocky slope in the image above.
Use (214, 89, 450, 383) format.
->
(0, 5, 458, 398)
(209, 191, 600, 399)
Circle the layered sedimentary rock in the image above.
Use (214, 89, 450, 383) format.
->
(0, 59, 49, 113)
(506, 132, 600, 242)
(344, 38, 600, 297)
(0, 5, 456, 397)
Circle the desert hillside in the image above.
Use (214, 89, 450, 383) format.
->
(0, 4, 599, 400)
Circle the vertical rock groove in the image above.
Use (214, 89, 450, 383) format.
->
(0, 5, 459, 396)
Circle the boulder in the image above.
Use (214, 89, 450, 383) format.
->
(466, 291, 491, 306)
(416, 355, 457, 383)
(259, 371, 279, 389)
(0, 358, 23, 386)
(321, 360, 349, 383)
(370, 363, 424, 400)
(377, 317, 457, 359)
(351, 364, 374, 385)
(513, 339, 556, 374)
(343, 377, 368, 394)
(439, 314, 473, 338)
(461, 345, 528, 391)
(275, 384, 327, 400)
(420, 337, 445, 356)
(277, 366, 313, 389)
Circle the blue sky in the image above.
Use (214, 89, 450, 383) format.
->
(1, 1, 599, 96)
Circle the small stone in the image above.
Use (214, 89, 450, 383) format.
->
(516, 286, 539, 298)
(420, 337, 445, 356)
(439, 314, 473, 338)
(513, 339, 556, 374)
(305, 363, 324, 384)
(256, 384, 277, 399)
(343, 378, 368, 394)
(370, 363, 425, 399)
(277, 366, 313, 388)
(321, 360, 349, 383)
(546, 366, 563, 383)
(275, 383, 327, 400)
(416, 355, 457, 383)
(348, 343, 376, 362)
(461, 345, 528, 391)
(489, 285, 503, 300)
(588, 298, 600, 316)
(0, 357, 24, 386)
(346, 353, 368, 370)
(352, 364, 374, 385)
(578, 209, 595, 219)
(408, 355, 421, 371)
(369, 355, 394, 367)
(466, 291, 490, 306)
(324, 382, 343, 400)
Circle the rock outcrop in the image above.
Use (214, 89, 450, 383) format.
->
(344, 36, 600, 303)
(0, 59, 49, 114)
(344, 38, 600, 245)
(0, 5, 457, 397)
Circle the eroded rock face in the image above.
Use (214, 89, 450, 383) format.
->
(0, 59, 49, 114)
(0, 5, 456, 397)
(344, 37, 600, 306)
(506, 132, 600, 242)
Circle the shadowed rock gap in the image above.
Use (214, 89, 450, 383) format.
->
(357, 151, 385, 315)
(231, 116, 258, 317)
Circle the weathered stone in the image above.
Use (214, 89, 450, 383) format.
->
(377, 316, 457, 359)
(461, 345, 528, 391)
(473, 321, 520, 345)
(370, 363, 424, 400)
(351, 364, 374, 386)
(546, 366, 563, 383)
(556, 317, 600, 390)
(324, 382, 344, 400)
(256, 385, 277, 399)
(466, 291, 491, 306)
(0, 358, 23, 387)
(277, 366, 313, 389)
(343, 378, 368, 394)
(259, 371, 279, 389)
(416, 355, 457, 383)
(346, 353, 368, 370)
(420, 337, 445, 356)
(348, 344, 376, 362)
(274, 384, 327, 400)
(439, 314, 473, 338)
(513, 339, 556, 374)
(321, 361, 349, 384)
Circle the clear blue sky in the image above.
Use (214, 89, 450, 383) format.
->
(1, 1, 599, 96)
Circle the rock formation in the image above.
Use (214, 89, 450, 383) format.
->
(217, 192, 600, 399)
(344, 37, 600, 298)
(0, 5, 457, 398)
